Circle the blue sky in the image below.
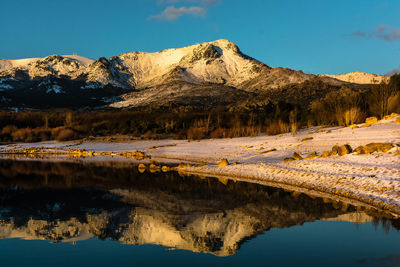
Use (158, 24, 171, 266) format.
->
(1, 0, 400, 75)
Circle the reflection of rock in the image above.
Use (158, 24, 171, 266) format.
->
(0, 159, 397, 256)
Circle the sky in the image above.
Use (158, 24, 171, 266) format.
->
(1, 0, 400, 75)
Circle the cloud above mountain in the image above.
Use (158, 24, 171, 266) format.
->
(157, 0, 218, 5)
(353, 25, 400, 42)
(149, 6, 206, 20)
(150, 0, 219, 21)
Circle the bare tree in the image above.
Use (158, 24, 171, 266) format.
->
(369, 81, 395, 119)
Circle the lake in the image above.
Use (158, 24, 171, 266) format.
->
(0, 159, 399, 267)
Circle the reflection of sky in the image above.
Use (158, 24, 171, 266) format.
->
(0, 159, 399, 265)
(1, 0, 400, 75)
(357, 254, 400, 266)
(0, 221, 399, 266)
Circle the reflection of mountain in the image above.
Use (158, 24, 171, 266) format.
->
(322, 212, 374, 224)
(0, 160, 396, 256)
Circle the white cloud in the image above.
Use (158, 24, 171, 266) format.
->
(375, 25, 400, 42)
(149, 6, 206, 20)
(157, 0, 218, 5)
(353, 25, 400, 42)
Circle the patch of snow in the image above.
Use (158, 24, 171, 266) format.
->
(3, 115, 399, 214)
(0, 58, 41, 71)
(321, 71, 389, 84)
(62, 55, 95, 66)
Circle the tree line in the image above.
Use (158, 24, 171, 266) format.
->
(0, 74, 399, 143)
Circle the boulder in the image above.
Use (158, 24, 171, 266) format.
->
(354, 143, 394, 154)
(331, 145, 340, 155)
(305, 152, 318, 159)
(383, 113, 398, 120)
(178, 163, 191, 169)
(338, 144, 352, 156)
(348, 124, 358, 129)
(365, 143, 394, 153)
(218, 159, 229, 167)
(321, 151, 331, 158)
(354, 146, 371, 154)
(292, 152, 303, 160)
(283, 157, 295, 162)
(365, 117, 378, 126)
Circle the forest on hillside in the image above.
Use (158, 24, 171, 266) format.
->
(0, 74, 399, 143)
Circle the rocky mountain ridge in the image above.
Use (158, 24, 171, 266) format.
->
(0, 40, 387, 109)
(321, 71, 389, 84)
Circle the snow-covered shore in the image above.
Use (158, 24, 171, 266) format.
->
(1, 116, 399, 215)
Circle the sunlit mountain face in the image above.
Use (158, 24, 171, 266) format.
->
(0, 159, 397, 256)
(0, 40, 376, 110)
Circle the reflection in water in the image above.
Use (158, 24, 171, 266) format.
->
(0, 159, 398, 256)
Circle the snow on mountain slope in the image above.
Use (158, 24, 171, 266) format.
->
(0, 41, 388, 89)
(0, 40, 389, 109)
(0, 55, 93, 73)
(0, 58, 41, 71)
(321, 71, 389, 84)
(116, 39, 270, 88)
(62, 55, 95, 66)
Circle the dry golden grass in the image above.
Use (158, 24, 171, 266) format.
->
(266, 120, 290, 136)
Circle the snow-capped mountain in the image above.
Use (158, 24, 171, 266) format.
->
(0, 40, 387, 109)
(0, 55, 94, 78)
(321, 71, 389, 84)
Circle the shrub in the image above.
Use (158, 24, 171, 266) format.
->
(143, 130, 156, 139)
(11, 128, 33, 142)
(56, 128, 79, 141)
(187, 127, 208, 140)
(289, 109, 298, 133)
(266, 120, 290, 135)
(388, 92, 400, 114)
(1, 125, 18, 135)
(368, 81, 396, 119)
(209, 128, 231, 139)
(34, 128, 51, 141)
(174, 129, 187, 140)
(52, 126, 79, 141)
(51, 127, 64, 139)
(337, 107, 366, 126)
(310, 100, 329, 125)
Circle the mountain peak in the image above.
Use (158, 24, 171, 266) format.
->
(320, 71, 389, 84)
(0, 40, 383, 109)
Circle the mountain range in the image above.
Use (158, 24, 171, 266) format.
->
(0, 39, 388, 110)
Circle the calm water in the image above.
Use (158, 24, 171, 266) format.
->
(0, 159, 399, 267)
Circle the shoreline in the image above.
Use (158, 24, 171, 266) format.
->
(177, 166, 400, 218)
(0, 153, 398, 217)
(0, 116, 399, 217)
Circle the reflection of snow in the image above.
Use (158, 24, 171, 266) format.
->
(101, 96, 121, 103)
(3, 116, 399, 215)
(80, 82, 105, 89)
(0, 96, 11, 102)
(46, 84, 63, 94)
(0, 78, 13, 90)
